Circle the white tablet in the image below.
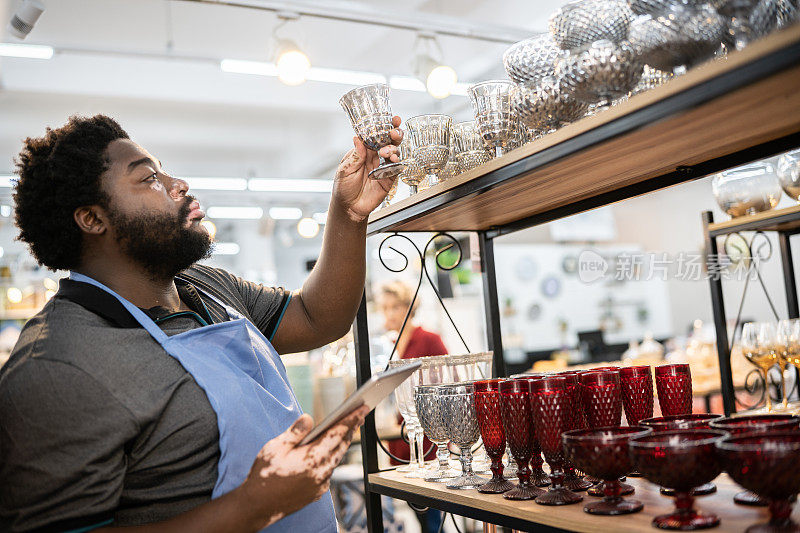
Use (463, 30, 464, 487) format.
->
(299, 361, 422, 445)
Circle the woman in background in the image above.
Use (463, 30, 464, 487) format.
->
(379, 280, 447, 533)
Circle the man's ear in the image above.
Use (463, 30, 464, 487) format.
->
(73, 206, 107, 235)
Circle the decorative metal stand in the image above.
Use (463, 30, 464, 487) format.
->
(703, 211, 800, 415)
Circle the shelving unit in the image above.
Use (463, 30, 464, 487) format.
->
(353, 25, 800, 532)
(703, 204, 800, 415)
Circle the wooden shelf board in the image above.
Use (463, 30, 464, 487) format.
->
(708, 204, 800, 236)
(370, 469, 794, 532)
(367, 25, 800, 236)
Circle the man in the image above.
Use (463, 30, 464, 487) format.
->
(0, 114, 401, 532)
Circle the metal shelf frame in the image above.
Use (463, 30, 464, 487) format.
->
(352, 27, 800, 532)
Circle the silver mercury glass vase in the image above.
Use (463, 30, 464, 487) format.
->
(405, 114, 453, 190)
(452, 121, 493, 173)
(467, 80, 519, 158)
(439, 383, 488, 489)
(549, 0, 634, 51)
(503, 33, 566, 85)
(415, 385, 459, 482)
(557, 40, 644, 109)
(628, 5, 727, 75)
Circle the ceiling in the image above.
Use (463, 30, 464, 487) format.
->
(0, 0, 567, 220)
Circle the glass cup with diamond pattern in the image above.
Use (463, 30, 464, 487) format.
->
(474, 379, 516, 494)
(339, 83, 403, 181)
(467, 81, 518, 158)
(452, 121, 493, 173)
(405, 114, 453, 189)
(414, 384, 458, 482)
(439, 383, 487, 489)
(655, 363, 693, 416)
(500, 378, 546, 500)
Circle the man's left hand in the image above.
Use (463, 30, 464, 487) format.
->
(332, 116, 402, 223)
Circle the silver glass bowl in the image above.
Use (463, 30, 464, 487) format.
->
(558, 40, 643, 107)
(712, 161, 782, 217)
(512, 77, 589, 133)
(503, 33, 566, 85)
(549, 0, 634, 51)
(629, 0, 726, 16)
(628, 5, 726, 73)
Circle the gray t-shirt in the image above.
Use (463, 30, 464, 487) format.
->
(0, 265, 290, 532)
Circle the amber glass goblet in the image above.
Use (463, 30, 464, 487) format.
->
(717, 432, 800, 533)
(630, 429, 727, 530)
(559, 370, 593, 491)
(655, 364, 693, 416)
(564, 426, 652, 515)
(530, 376, 583, 506)
(474, 379, 515, 494)
(499, 378, 545, 500)
(710, 414, 800, 506)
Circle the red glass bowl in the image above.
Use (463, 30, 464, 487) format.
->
(563, 426, 652, 515)
(640, 413, 723, 431)
(709, 414, 800, 435)
(629, 429, 727, 530)
(717, 432, 800, 533)
(655, 364, 692, 416)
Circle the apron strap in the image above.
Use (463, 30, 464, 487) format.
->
(69, 272, 170, 343)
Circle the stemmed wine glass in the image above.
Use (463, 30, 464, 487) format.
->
(467, 81, 518, 158)
(717, 432, 800, 533)
(630, 429, 727, 530)
(742, 322, 778, 412)
(499, 378, 545, 500)
(474, 379, 515, 494)
(339, 83, 403, 181)
(619, 365, 654, 477)
(782, 319, 800, 412)
(451, 121, 493, 173)
(564, 426, 653, 515)
(388, 360, 423, 476)
(529, 375, 583, 506)
(558, 370, 592, 491)
(518, 375, 552, 487)
(439, 383, 487, 489)
(414, 385, 457, 482)
(655, 363, 693, 416)
(405, 114, 453, 189)
(710, 414, 800, 506)
(776, 319, 794, 410)
(397, 134, 425, 195)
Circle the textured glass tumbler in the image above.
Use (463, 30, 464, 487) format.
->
(530, 376, 583, 506)
(439, 383, 487, 489)
(500, 378, 545, 500)
(339, 83, 403, 181)
(581, 369, 628, 494)
(467, 80, 518, 158)
(452, 121, 493, 173)
(620, 365, 654, 477)
(474, 379, 515, 494)
(414, 385, 457, 482)
(405, 114, 452, 189)
(655, 364, 693, 416)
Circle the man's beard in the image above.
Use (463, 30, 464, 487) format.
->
(107, 197, 212, 281)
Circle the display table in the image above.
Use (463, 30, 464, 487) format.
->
(368, 468, 793, 532)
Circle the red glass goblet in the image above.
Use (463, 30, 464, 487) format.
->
(499, 378, 545, 500)
(630, 429, 727, 530)
(581, 369, 627, 494)
(655, 364, 692, 417)
(717, 432, 800, 533)
(641, 413, 724, 496)
(474, 379, 515, 494)
(710, 414, 800, 506)
(530, 376, 583, 506)
(620, 365, 654, 477)
(563, 426, 652, 515)
(558, 370, 593, 491)
(519, 375, 551, 487)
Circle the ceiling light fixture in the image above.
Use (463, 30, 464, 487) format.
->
(297, 217, 320, 238)
(206, 206, 263, 219)
(213, 242, 241, 255)
(0, 42, 52, 59)
(269, 206, 303, 220)
(7, 0, 45, 40)
(414, 33, 458, 99)
(185, 177, 248, 191)
(248, 178, 332, 193)
(275, 39, 310, 86)
(312, 211, 328, 224)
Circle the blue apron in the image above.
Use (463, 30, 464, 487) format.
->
(69, 272, 337, 533)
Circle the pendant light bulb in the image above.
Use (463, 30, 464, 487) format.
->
(426, 64, 457, 99)
(275, 40, 310, 86)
